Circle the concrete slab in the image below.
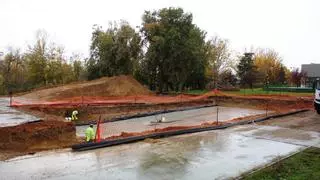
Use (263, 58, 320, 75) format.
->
(0, 126, 304, 180)
(76, 106, 266, 137)
(233, 125, 320, 148)
(0, 98, 39, 127)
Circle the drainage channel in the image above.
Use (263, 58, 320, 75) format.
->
(72, 109, 309, 151)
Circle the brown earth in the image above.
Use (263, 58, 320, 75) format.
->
(15, 94, 313, 125)
(213, 95, 313, 113)
(0, 120, 77, 151)
(0, 120, 78, 160)
(18, 75, 152, 101)
(257, 110, 320, 132)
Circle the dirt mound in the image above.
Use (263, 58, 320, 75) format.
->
(0, 121, 76, 151)
(19, 75, 152, 101)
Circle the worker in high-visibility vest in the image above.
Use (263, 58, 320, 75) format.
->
(71, 110, 78, 121)
(85, 124, 95, 142)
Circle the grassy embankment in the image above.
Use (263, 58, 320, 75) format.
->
(242, 147, 320, 180)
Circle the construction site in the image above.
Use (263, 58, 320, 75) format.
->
(0, 75, 319, 179)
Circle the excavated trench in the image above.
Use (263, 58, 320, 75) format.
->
(16, 100, 215, 124)
(0, 95, 313, 158)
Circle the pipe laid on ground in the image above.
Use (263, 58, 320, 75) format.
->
(72, 109, 310, 151)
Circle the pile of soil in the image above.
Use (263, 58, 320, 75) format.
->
(213, 96, 313, 113)
(19, 75, 152, 101)
(0, 121, 76, 151)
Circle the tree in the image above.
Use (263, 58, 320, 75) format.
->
(237, 53, 257, 89)
(0, 48, 28, 93)
(45, 45, 66, 85)
(25, 30, 48, 86)
(290, 68, 307, 87)
(88, 21, 142, 80)
(254, 48, 286, 86)
(206, 36, 232, 88)
(70, 53, 86, 81)
(140, 7, 207, 92)
(278, 65, 286, 85)
(218, 69, 237, 87)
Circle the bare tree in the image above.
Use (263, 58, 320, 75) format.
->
(207, 36, 233, 88)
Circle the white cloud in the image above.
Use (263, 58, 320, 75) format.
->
(0, 0, 319, 68)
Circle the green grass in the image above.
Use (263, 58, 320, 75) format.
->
(184, 88, 313, 96)
(242, 147, 320, 180)
(185, 89, 209, 95)
(223, 88, 313, 96)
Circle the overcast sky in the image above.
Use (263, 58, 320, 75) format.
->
(1, 0, 319, 68)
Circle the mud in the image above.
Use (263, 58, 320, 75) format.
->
(213, 95, 313, 112)
(0, 121, 77, 152)
(257, 110, 320, 132)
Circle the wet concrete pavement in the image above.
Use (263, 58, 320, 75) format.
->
(234, 125, 320, 148)
(2, 124, 318, 180)
(76, 106, 266, 137)
(0, 98, 39, 127)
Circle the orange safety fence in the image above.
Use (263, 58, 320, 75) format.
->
(10, 94, 210, 107)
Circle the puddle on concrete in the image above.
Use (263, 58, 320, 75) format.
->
(0, 129, 302, 180)
(0, 98, 39, 127)
(76, 106, 266, 137)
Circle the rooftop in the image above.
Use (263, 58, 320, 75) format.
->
(301, 64, 320, 77)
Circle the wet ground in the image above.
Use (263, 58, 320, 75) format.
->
(76, 106, 266, 137)
(2, 124, 319, 180)
(0, 98, 39, 127)
(258, 110, 320, 132)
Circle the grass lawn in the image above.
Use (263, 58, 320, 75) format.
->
(223, 88, 313, 97)
(185, 89, 209, 95)
(184, 88, 313, 96)
(242, 147, 320, 180)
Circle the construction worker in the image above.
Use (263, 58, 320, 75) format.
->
(85, 124, 95, 143)
(71, 110, 78, 121)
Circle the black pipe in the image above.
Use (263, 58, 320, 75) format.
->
(72, 109, 309, 151)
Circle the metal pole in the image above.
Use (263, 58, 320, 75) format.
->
(9, 91, 12, 107)
(216, 106, 219, 124)
(266, 100, 268, 117)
